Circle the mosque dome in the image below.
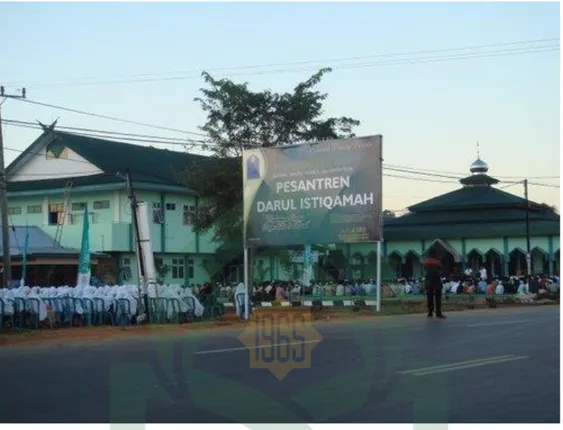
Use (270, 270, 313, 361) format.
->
(469, 158, 489, 175)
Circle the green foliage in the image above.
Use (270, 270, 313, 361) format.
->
(179, 69, 361, 249)
(155, 261, 170, 284)
(538, 203, 559, 214)
(202, 259, 222, 281)
(352, 296, 366, 312)
(501, 295, 516, 304)
(194, 68, 360, 157)
(178, 157, 242, 247)
(466, 292, 477, 309)
(486, 295, 497, 308)
(278, 249, 295, 277)
(255, 261, 270, 282)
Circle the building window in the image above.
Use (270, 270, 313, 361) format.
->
(187, 259, 194, 279)
(27, 205, 42, 214)
(171, 258, 185, 279)
(46, 143, 68, 160)
(93, 200, 110, 210)
(153, 202, 163, 224)
(154, 257, 164, 268)
(7, 207, 22, 215)
(72, 202, 86, 211)
(183, 204, 196, 225)
(48, 203, 65, 225)
(292, 263, 303, 280)
(122, 257, 132, 280)
(166, 203, 176, 211)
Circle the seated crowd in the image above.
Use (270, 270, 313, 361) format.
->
(394, 267, 560, 298)
(191, 279, 379, 303)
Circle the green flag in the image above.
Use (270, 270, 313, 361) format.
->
(77, 206, 91, 287)
(303, 245, 313, 287)
(20, 225, 29, 287)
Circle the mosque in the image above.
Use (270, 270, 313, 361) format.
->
(269, 156, 561, 281)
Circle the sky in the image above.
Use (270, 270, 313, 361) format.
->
(0, 1, 560, 212)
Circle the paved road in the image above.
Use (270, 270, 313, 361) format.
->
(0, 306, 559, 423)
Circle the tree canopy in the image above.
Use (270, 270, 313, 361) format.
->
(180, 68, 361, 249)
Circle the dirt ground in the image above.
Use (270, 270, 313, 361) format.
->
(0, 300, 555, 348)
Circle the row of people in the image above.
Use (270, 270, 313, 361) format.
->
(395, 274, 560, 296)
(0, 284, 205, 320)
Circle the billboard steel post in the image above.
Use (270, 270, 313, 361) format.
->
(243, 247, 250, 320)
(376, 240, 382, 312)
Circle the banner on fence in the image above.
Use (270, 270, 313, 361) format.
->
(20, 225, 29, 288)
(243, 135, 383, 247)
(76, 207, 91, 288)
(302, 245, 314, 287)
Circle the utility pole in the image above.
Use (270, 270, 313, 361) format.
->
(124, 169, 150, 321)
(524, 179, 532, 276)
(0, 86, 26, 288)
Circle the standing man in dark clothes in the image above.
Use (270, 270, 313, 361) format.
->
(198, 282, 213, 302)
(528, 275, 540, 295)
(424, 250, 446, 319)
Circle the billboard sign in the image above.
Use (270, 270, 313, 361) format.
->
(243, 135, 382, 247)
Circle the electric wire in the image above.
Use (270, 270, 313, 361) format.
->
(2, 120, 559, 188)
(5, 118, 559, 182)
(2, 119, 204, 145)
(385, 163, 559, 180)
(3, 38, 559, 89)
(3, 142, 558, 190)
(12, 98, 207, 137)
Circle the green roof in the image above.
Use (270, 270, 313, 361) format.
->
(0, 226, 106, 259)
(384, 220, 559, 241)
(386, 180, 560, 240)
(387, 207, 559, 227)
(7, 130, 210, 192)
(408, 184, 532, 212)
(8, 174, 123, 193)
(459, 174, 500, 186)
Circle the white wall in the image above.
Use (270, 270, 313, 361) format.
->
(10, 148, 103, 181)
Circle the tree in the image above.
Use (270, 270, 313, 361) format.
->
(537, 203, 559, 214)
(155, 259, 170, 284)
(180, 68, 361, 256)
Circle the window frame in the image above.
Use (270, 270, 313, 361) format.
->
(71, 202, 87, 212)
(186, 258, 194, 279)
(27, 204, 42, 214)
(93, 200, 110, 210)
(122, 257, 133, 280)
(182, 204, 196, 225)
(171, 258, 185, 279)
(153, 202, 164, 224)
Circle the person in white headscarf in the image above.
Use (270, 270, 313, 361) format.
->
(0, 289, 14, 315)
(11, 286, 47, 322)
(480, 266, 488, 281)
(495, 280, 505, 295)
(183, 286, 204, 317)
